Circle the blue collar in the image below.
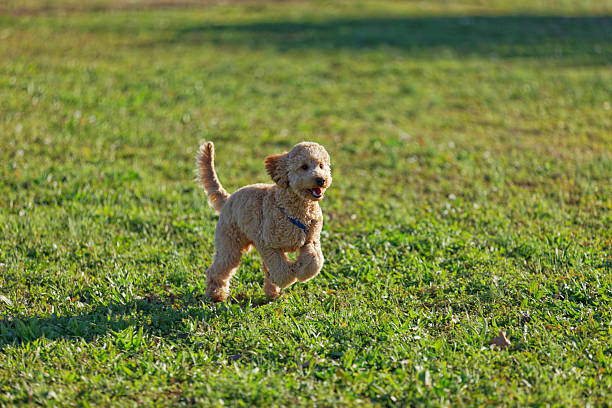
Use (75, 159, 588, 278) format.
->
(279, 207, 308, 234)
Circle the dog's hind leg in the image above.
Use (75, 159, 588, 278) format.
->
(205, 225, 248, 302)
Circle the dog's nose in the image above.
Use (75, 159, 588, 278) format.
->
(316, 177, 325, 187)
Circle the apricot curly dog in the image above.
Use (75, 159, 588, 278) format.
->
(197, 141, 332, 302)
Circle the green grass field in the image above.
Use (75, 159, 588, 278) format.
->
(1, 0, 611, 406)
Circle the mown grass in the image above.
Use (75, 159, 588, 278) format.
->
(1, 0, 611, 406)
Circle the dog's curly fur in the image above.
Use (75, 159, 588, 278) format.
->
(197, 141, 332, 302)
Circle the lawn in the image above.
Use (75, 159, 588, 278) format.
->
(1, 0, 611, 406)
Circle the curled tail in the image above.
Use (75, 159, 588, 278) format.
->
(197, 142, 229, 213)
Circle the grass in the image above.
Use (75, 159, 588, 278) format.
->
(1, 0, 611, 406)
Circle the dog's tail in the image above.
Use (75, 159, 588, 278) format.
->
(197, 142, 229, 213)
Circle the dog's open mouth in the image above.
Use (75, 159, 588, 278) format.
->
(310, 188, 323, 198)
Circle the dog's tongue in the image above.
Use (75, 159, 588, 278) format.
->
(313, 188, 322, 195)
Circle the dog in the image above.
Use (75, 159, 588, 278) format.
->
(197, 141, 332, 302)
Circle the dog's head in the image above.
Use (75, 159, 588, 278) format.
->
(265, 142, 332, 201)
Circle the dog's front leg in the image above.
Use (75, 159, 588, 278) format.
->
(294, 241, 324, 282)
(262, 263, 281, 299)
(258, 247, 298, 289)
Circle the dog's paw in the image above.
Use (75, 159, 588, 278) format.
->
(296, 267, 321, 282)
(263, 265, 282, 298)
(264, 278, 281, 299)
(205, 280, 229, 302)
(295, 247, 324, 282)
(267, 270, 297, 289)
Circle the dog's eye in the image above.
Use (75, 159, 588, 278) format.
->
(301, 164, 308, 170)
(319, 163, 324, 169)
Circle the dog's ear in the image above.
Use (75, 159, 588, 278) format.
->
(265, 152, 289, 188)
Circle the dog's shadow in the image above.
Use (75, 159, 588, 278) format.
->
(0, 291, 273, 349)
